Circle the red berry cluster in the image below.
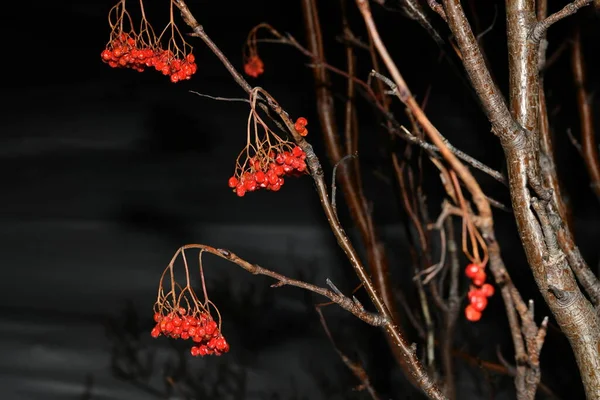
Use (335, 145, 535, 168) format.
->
(465, 283, 495, 321)
(151, 309, 229, 356)
(464, 263, 494, 321)
(228, 146, 307, 197)
(101, 33, 197, 82)
(294, 117, 308, 137)
(244, 55, 264, 78)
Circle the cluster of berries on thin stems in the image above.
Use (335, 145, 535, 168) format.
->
(151, 307, 229, 356)
(294, 117, 308, 137)
(464, 263, 495, 321)
(244, 55, 264, 78)
(101, 32, 197, 83)
(229, 144, 307, 197)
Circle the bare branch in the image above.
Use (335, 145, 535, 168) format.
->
(530, 0, 594, 44)
(176, 244, 387, 326)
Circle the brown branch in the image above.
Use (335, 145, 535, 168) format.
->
(354, 4, 551, 400)
(439, 216, 460, 400)
(301, 0, 425, 389)
(536, 0, 576, 272)
(428, 0, 447, 21)
(173, 245, 386, 326)
(571, 25, 600, 203)
(440, 0, 600, 397)
(171, 2, 447, 398)
(530, 0, 594, 44)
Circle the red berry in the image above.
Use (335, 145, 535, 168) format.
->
(190, 346, 200, 356)
(481, 283, 494, 297)
(228, 176, 239, 188)
(465, 263, 480, 278)
(244, 179, 257, 191)
(470, 295, 488, 312)
(295, 117, 307, 127)
(236, 186, 246, 197)
(292, 146, 303, 157)
(151, 327, 160, 338)
(473, 270, 487, 286)
(255, 171, 266, 183)
(206, 320, 217, 335)
(465, 305, 482, 321)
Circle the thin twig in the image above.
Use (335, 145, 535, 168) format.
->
(189, 91, 250, 103)
(332, 153, 359, 217)
(530, 0, 594, 43)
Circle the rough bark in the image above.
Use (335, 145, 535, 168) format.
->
(441, 1, 600, 398)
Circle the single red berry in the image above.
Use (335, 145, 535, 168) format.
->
(181, 331, 190, 340)
(236, 186, 246, 197)
(190, 346, 200, 356)
(151, 327, 161, 338)
(481, 283, 495, 297)
(292, 146, 303, 158)
(205, 321, 217, 335)
(470, 295, 488, 312)
(465, 305, 482, 321)
(255, 171, 266, 183)
(473, 270, 487, 286)
(244, 179, 257, 191)
(465, 263, 480, 278)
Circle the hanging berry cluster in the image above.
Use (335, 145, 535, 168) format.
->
(152, 247, 229, 357)
(101, 0, 197, 83)
(228, 89, 308, 197)
(242, 23, 281, 78)
(465, 278, 495, 322)
(228, 145, 307, 197)
(151, 308, 229, 356)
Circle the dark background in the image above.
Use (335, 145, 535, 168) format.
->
(1, 0, 599, 399)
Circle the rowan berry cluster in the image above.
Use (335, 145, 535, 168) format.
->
(244, 55, 264, 78)
(464, 263, 494, 321)
(294, 117, 308, 137)
(101, 33, 197, 82)
(229, 146, 307, 196)
(151, 309, 230, 356)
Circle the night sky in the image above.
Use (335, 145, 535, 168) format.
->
(2, 1, 600, 399)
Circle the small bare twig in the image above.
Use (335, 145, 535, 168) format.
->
(189, 91, 250, 103)
(530, 0, 594, 43)
(332, 153, 359, 217)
